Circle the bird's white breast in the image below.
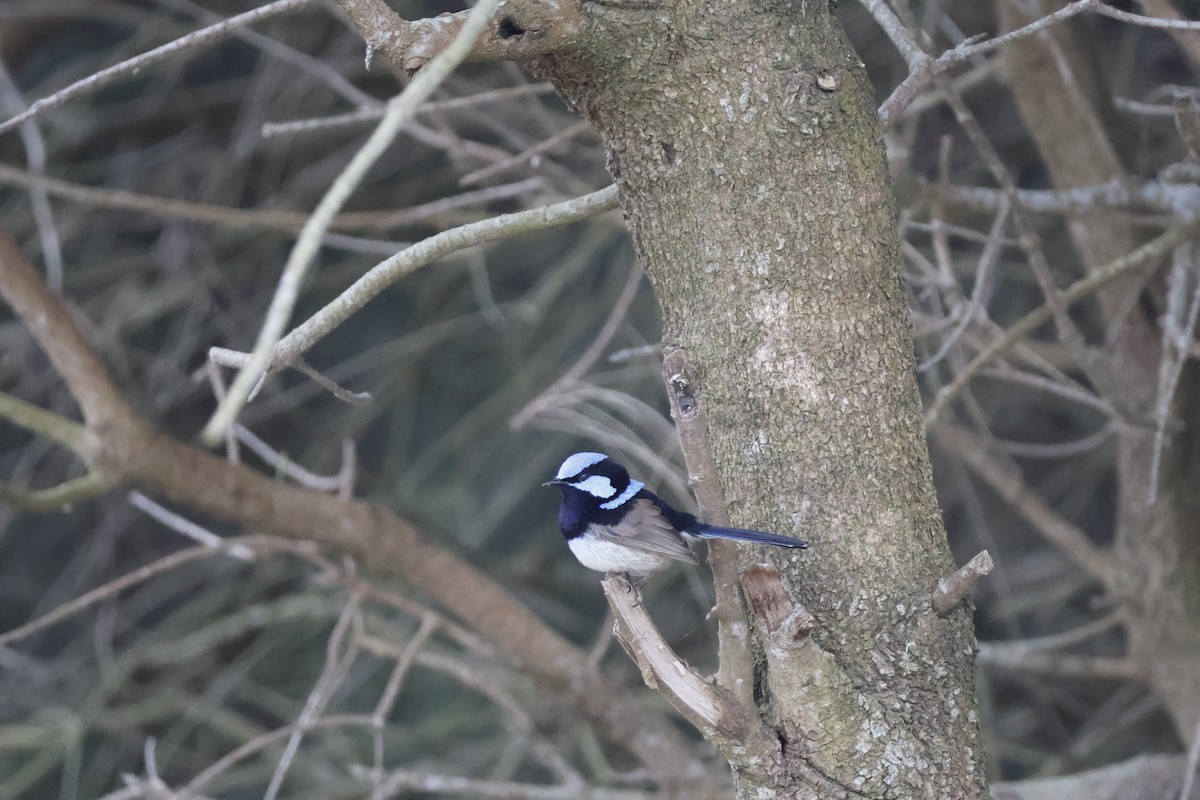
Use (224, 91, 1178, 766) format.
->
(568, 535, 669, 577)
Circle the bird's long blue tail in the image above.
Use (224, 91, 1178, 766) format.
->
(691, 524, 808, 549)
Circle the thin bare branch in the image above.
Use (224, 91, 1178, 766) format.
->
(934, 423, 1113, 584)
(0, 61, 63, 288)
(878, 0, 1097, 124)
(260, 84, 557, 138)
(926, 220, 1200, 423)
(938, 179, 1200, 220)
(0, 540, 251, 646)
(263, 593, 363, 800)
(256, 184, 620, 375)
(0, 0, 315, 136)
(859, 0, 928, 70)
(0, 389, 85, 451)
(1092, 2, 1200, 28)
(128, 491, 255, 560)
(201, 0, 503, 445)
(510, 260, 643, 429)
(0, 472, 109, 512)
(1149, 243, 1200, 503)
(0, 236, 129, 430)
(979, 646, 1143, 681)
(461, 119, 593, 186)
(0, 164, 546, 233)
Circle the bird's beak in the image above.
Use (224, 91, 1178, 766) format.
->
(542, 480, 563, 487)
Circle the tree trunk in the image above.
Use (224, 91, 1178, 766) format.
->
(537, 3, 988, 798)
(340, 0, 990, 794)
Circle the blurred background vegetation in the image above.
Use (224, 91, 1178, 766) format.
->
(0, 0, 1196, 797)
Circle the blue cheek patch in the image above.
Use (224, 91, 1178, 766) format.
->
(600, 479, 643, 510)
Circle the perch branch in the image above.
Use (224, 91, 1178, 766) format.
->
(601, 574, 731, 736)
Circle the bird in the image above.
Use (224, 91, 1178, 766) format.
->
(544, 452, 808, 578)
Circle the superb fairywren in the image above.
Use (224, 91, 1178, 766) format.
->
(544, 452, 808, 578)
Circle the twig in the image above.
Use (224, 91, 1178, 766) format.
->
(0, 472, 109, 512)
(1180, 719, 1200, 800)
(164, 0, 379, 110)
(185, 715, 380, 795)
(933, 68, 1097, 383)
(510, 261, 643, 429)
(0, 0, 315, 136)
(1136, 0, 1200, 67)
(292, 361, 373, 405)
(201, 0, 502, 445)
(0, 390, 85, 450)
(934, 423, 1113, 584)
(368, 616, 438, 775)
(0, 61, 63, 289)
(1149, 243, 1200, 503)
(128, 491, 255, 560)
(0, 164, 546, 233)
(978, 646, 1143, 680)
(992, 424, 1114, 459)
(859, 0, 928, 70)
(264, 184, 620, 375)
(0, 542, 245, 646)
(926, 219, 1200, 423)
(918, 197, 1010, 372)
(461, 119, 593, 186)
(234, 424, 360, 491)
(1092, 2, 1200, 28)
(201, 185, 618, 403)
(937, 179, 1200, 220)
(263, 593, 364, 800)
(877, 0, 1098, 124)
(931, 550, 994, 616)
(260, 83, 557, 138)
(978, 364, 1118, 418)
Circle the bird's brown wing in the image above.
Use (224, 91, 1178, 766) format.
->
(591, 499, 697, 565)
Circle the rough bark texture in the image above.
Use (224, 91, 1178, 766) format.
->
(532, 2, 987, 797)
